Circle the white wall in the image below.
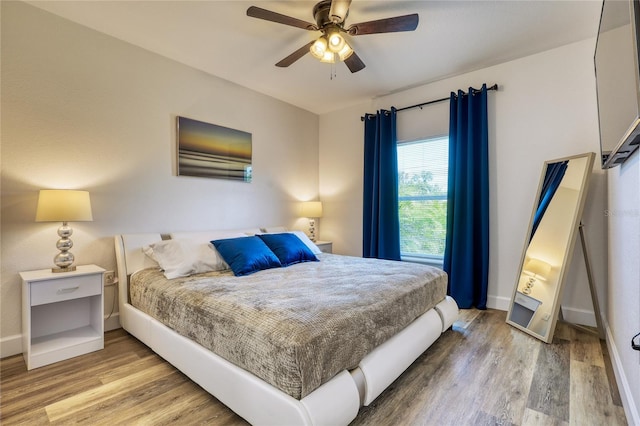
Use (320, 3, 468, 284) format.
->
(0, 1, 319, 355)
(599, 15, 640, 422)
(606, 151, 640, 425)
(318, 102, 371, 256)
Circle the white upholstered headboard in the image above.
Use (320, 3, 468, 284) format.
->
(114, 233, 162, 308)
(114, 230, 264, 279)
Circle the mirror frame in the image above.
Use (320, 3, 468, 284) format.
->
(506, 152, 595, 343)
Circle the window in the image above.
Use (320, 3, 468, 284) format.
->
(397, 136, 448, 262)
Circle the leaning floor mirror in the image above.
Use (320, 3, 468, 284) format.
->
(506, 152, 595, 343)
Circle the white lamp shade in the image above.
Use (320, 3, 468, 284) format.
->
(300, 201, 323, 218)
(523, 258, 551, 280)
(36, 190, 93, 222)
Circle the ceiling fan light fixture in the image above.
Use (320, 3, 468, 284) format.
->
(310, 36, 328, 59)
(320, 51, 336, 63)
(337, 42, 353, 61)
(327, 31, 346, 53)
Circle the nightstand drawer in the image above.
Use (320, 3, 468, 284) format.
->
(514, 292, 542, 311)
(30, 274, 102, 306)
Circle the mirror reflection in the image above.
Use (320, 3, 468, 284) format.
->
(507, 152, 595, 343)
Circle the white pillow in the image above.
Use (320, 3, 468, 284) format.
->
(238, 228, 264, 236)
(169, 230, 249, 241)
(143, 239, 229, 279)
(288, 231, 322, 255)
(261, 226, 288, 233)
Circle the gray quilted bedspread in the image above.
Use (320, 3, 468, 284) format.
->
(129, 254, 447, 399)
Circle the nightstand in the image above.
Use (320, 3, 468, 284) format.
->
(20, 264, 105, 370)
(511, 291, 543, 329)
(315, 241, 333, 254)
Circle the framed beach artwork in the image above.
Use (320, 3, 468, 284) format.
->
(177, 116, 252, 182)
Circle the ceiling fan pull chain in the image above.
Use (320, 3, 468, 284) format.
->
(330, 62, 336, 80)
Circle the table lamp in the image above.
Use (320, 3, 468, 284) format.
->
(522, 258, 551, 295)
(36, 189, 93, 272)
(300, 201, 323, 242)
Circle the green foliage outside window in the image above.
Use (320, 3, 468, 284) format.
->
(397, 151, 448, 258)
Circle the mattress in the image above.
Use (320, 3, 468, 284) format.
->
(130, 253, 447, 399)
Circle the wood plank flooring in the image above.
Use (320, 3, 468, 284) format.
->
(0, 309, 627, 425)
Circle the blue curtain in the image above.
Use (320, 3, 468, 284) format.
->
(363, 108, 401, 260)
(530, 160, 568, 240)
(443, 84, 490, 309)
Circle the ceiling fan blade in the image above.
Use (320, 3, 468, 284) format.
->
(344, 51, 365, 73)
(247, 6, 318, 31)
(348, 14, 419, 35)
(275, 41, 315, 67)
(329, 0, 352, 24)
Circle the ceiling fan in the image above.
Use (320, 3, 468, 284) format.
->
(246, 0, 419, 73)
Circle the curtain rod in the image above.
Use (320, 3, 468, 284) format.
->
(360, 83, 498, 121)
(397, 83, 498, 112)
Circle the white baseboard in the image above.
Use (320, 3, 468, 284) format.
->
(0, 334, 23, 359)
(487, 295, 511, 311)
(605, 319, 640, 426)
(560, 306, 596, 327)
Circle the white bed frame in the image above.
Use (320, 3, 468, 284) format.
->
(115, 233, 459, 426)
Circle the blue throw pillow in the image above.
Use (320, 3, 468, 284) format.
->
(211, 236, 282, 276)
(257, 233, 319, 267)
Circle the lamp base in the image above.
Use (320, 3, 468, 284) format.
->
(522, 277, 536, 295)
(52, 222, 77, 272)
(52, 266, 77, 273)
(308, 218, 317, 242)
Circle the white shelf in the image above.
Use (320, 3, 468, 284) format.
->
(31, 325, 101, 356)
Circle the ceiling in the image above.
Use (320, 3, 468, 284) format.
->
(26, 0, 603, 115)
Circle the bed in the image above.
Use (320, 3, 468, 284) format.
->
(114, 230, 458, 425)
